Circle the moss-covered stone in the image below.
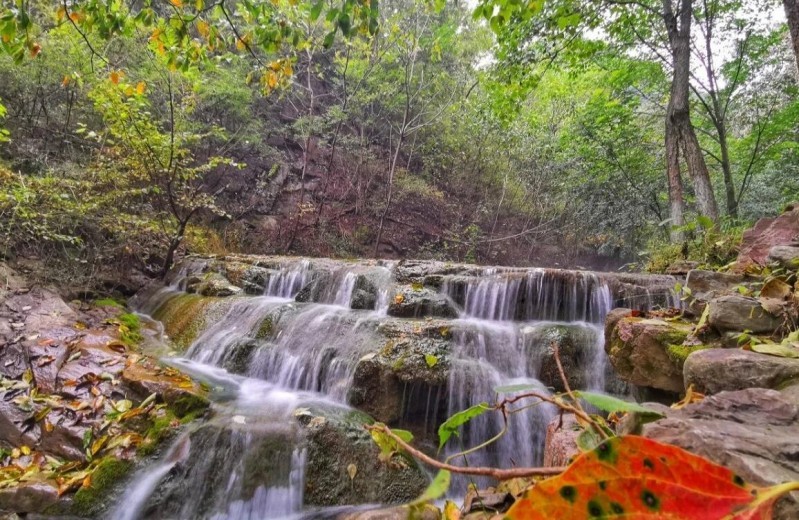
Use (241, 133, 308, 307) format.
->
(255, 316, 274, 339)
(666, 343, 713, 367)
(71, 458, 134, 517)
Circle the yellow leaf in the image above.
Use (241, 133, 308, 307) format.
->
(21, 446, 31, 456)
(197, 20, 210, 38)
(125, 86, 135, 96)
(170, 0, 184, 7)
(394, 293, 405, 305)
(110, 71, 120, 85)
(136, 81, 146, 95)
(236, 38, 246, 51)
(443, 500, 461, 520)
(347, 463, 357, 481)
(149, 29, 162, 43)
(266, 71, 278, 89)
(56, 6, 66, 21)
(62, 75, 71, 87)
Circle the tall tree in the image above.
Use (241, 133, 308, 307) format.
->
(784, 0, 799, 73)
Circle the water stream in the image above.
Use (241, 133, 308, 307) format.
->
(118, 257, 676, 519)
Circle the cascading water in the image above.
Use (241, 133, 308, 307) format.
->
(440, 268, 619, 487)
(119, 256, 678, 519)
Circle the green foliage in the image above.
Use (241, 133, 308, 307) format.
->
(575, 391, 663, 419)
(645, 219, 745, 273)
(437, 402, 490, 451)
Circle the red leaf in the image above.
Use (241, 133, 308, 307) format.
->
(506, 436, 799, 519)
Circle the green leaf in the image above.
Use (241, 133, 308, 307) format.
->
(750, 343, 799, 358)
(412, 469, 450, 504)
(323, 30, 336, 49)
(310, 1, 324, 22)
(575, 391, 663, 418)
(369, 424, 413, 456)
(557, 12, 581, 29)
(424, 354, 438, 368)
(437, 402, 489, 451)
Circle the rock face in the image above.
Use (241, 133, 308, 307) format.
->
(707, 295, 783, 333)
(643, 388, 799, 519)
(684, 348, 799, 394)
(737, 203, 799, 267)
(605, 316, 692, 393)
(543, 413, 580, 467)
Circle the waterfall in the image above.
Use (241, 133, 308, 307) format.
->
(266, 260, 311, 298)
(122, 257, 678, 519)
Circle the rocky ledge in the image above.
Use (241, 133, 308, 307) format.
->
(0, 264, 209, 516)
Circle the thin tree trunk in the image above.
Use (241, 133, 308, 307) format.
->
(161, 219, 187, 279)
(784, 0, 799, 75)
(717, 124, 737, 218)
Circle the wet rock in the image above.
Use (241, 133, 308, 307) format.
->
(543, 413, 580, 467)
(350, 275, 378, 311)
(463, 489, 513, 514)
(0, 395, 40, 448)
(38, 410, 90, 460)
(56, 341, 127, 397)
(140, 420, 298, 519)
(737, 204, 799, 268)
(121, 363, 209, 417)
(348, 355, 404, 424)
(0, 480, 59, 513)
(768, 245, 799, 270)
(605, 317, 692, 393)
(643, 388, 799, 519)
(221, 261, 271, 294)
(188, 273, 243, 297)
(683, 348, 799, 394)
(707, 295, 782, 333)
(299, 407, 428, 507)
(387, 286, 458, 319)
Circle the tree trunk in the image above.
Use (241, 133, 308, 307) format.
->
(663, 0, 719, 233)
(665, 117, 685, 242)
(717, 124, 737, 218)
(785, 0, 799, 75)
(161, 220, 187, 280)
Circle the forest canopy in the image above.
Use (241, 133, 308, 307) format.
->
(1, 0, 798, 280)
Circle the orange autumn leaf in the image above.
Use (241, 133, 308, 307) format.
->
(135, 81, 146, 95)
(506, 436, 799, 520)
(110, 70, 121, 84)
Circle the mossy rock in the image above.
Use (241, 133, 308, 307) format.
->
(70, 458, 134, 517)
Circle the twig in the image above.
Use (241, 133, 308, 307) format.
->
(367, 424, 565, 479)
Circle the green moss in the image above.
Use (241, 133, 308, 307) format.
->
(666, 344, 712, 367)
(94, 298, 123, 308)
(170, 392, 210, 418)
(255, 316, 274, 339)
(118, 312, 143, 345)
(71, 458, 133, 516)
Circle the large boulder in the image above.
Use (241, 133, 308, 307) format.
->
(737, 204, 799, 268)
(605, 316, 692, 393)
(707, 295, 782, 334)
(297, 407, 429, 507)
(683, 348, 799, 394)
(187, 272, 243, 297)
(643, 388, 799, 519)
(768, 245, 799, 270)
(387, 286, 458, 319)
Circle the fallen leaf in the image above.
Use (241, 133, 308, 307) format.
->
(505, 436, 799, 520)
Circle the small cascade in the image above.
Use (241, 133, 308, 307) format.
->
(316, 269, 357, 306)
(445, 321, 556, 486)
(114, 360, 315, 520)
(245, 305, 377, 400)
(266, 259, 311, 298)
